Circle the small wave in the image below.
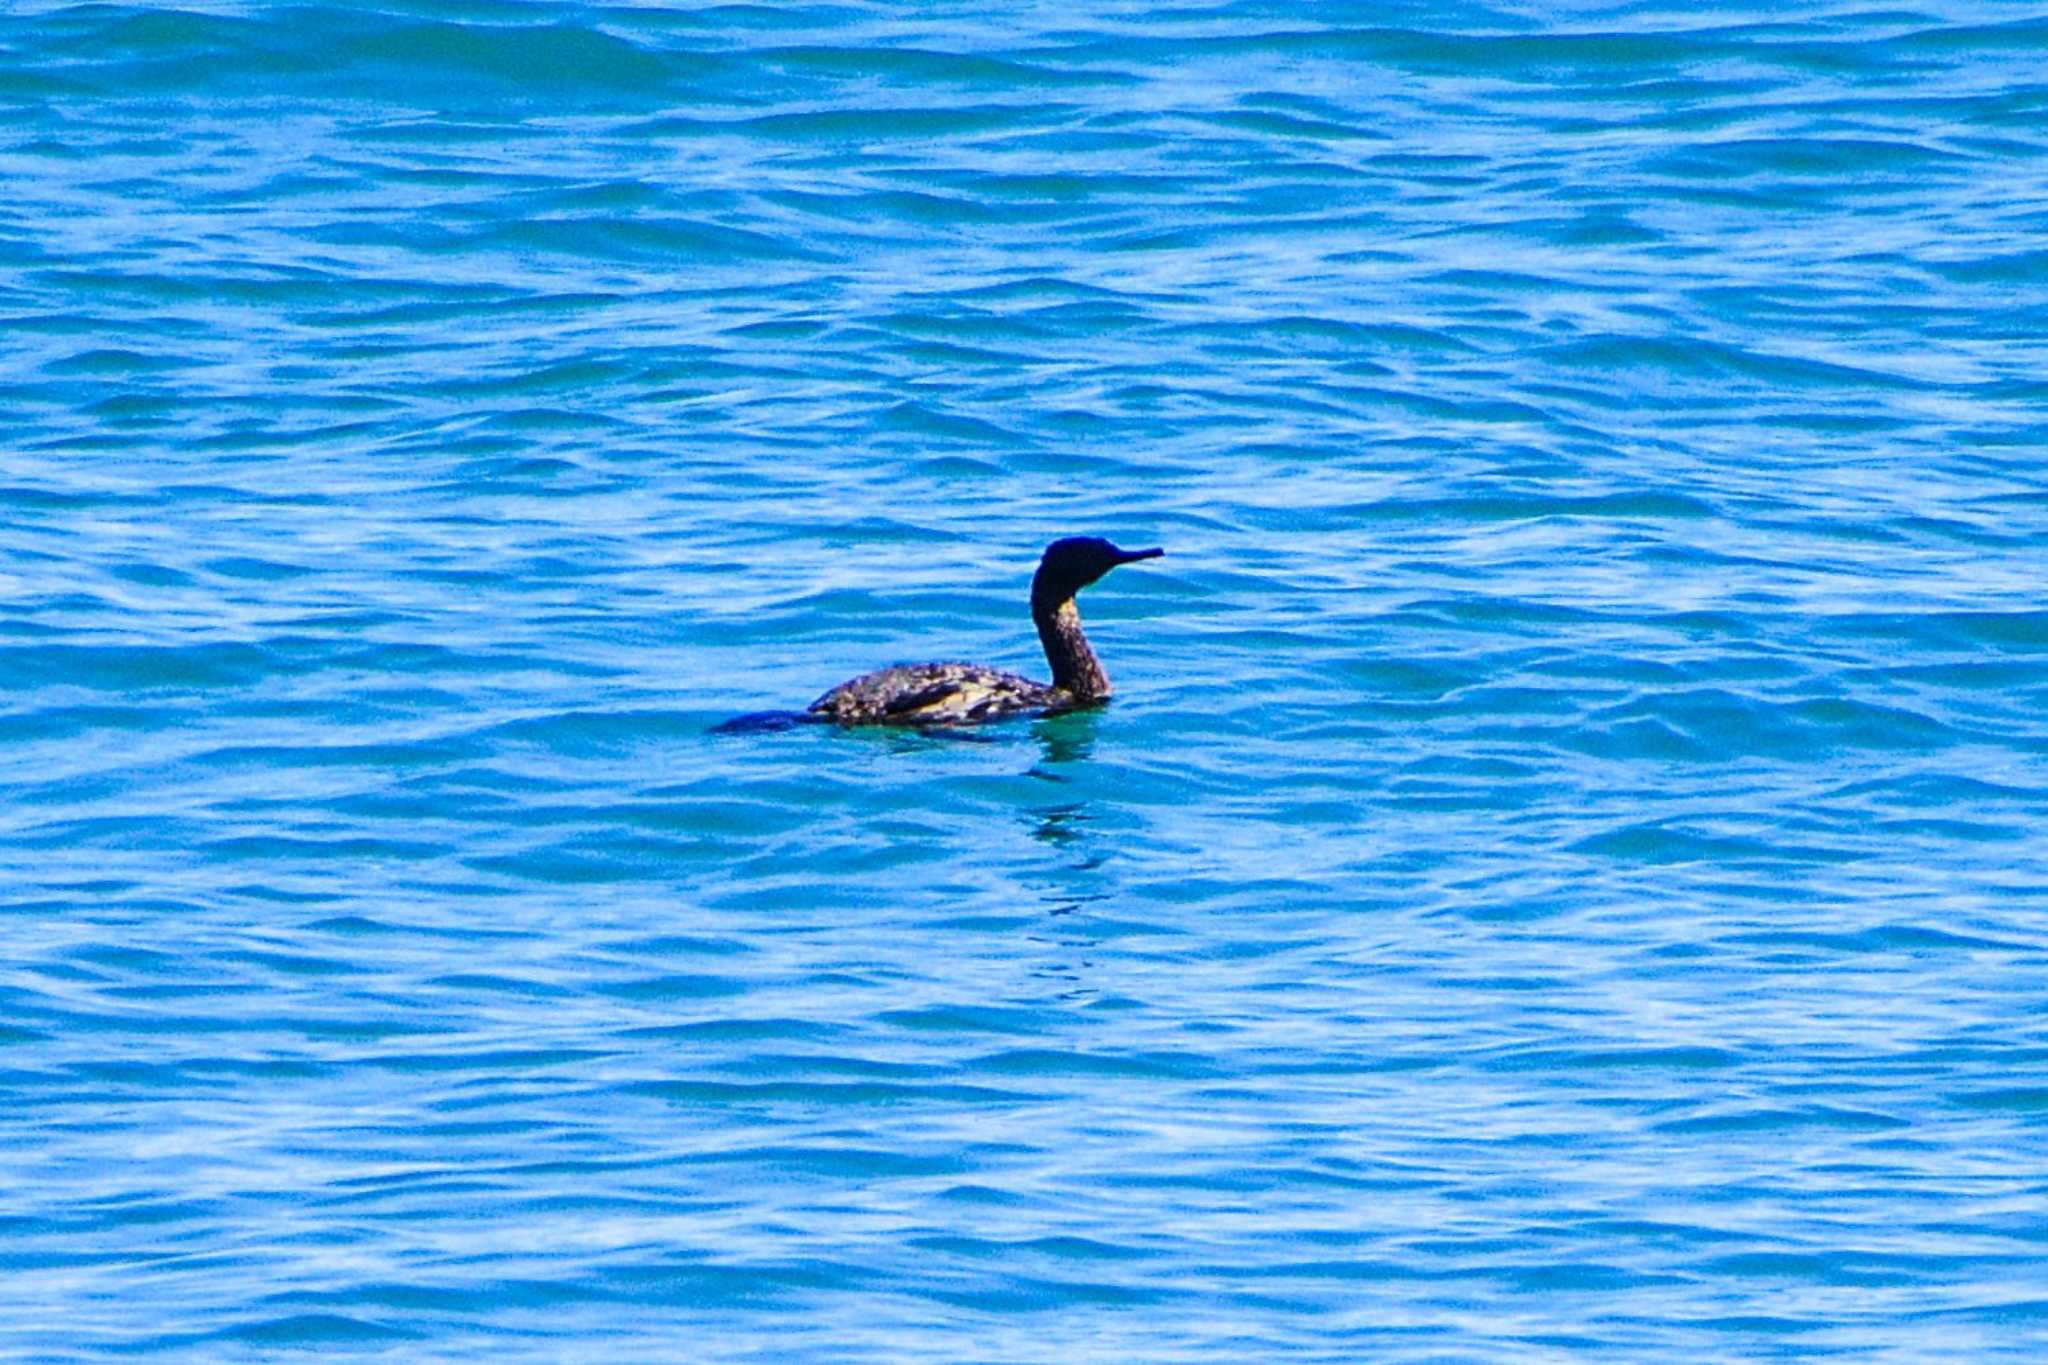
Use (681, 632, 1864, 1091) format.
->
(204, 1313, 419, 1346)
(468, 217, 814, 265)
(1570, 822, 1854, 864)
(1541, 334, 1935, 390)
(341, 21, 698, 91)
(759, 44, 1131, 90)
(1653, 1104, 1909, 1134)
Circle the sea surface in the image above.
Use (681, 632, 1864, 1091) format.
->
(4, 1, 2047, 1357)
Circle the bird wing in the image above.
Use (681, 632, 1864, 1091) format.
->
(880, 678, 973, 720)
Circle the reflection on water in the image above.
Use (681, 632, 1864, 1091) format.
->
(1030, 708, 1101, 772)
(1031, 801, 1089, 847)
(1028, 712, 1107, 880)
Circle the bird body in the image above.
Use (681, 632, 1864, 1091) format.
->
(803, 537, 1163, 729)
(808, 661, 1068, 726)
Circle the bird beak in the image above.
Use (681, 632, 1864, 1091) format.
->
(1116, 546, 1165, 564)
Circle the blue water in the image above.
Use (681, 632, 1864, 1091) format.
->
(5, 0, 2048, 1356)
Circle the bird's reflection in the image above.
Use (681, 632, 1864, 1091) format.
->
(1018, 709, 1118, 925)
(1044, 892, 1110, 918)
(1027, 708, 1099, 774)
(1032, 801, 1088, 846)
(1025, 710, 1105, 859)
(1012, 711, 1123, 1000)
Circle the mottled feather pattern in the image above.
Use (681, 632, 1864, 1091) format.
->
(809, 663, 1070, 726)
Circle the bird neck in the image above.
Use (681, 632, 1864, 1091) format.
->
(1032, 591, 1111, 701)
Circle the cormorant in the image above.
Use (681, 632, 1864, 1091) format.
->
(806, 536, 1164, 727)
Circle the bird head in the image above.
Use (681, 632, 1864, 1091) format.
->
(1031, 536, 1165, 604)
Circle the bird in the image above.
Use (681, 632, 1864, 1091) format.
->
(803, 536, 1164, 728)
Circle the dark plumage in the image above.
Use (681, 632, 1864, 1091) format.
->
(806, 537, 1164, 727)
